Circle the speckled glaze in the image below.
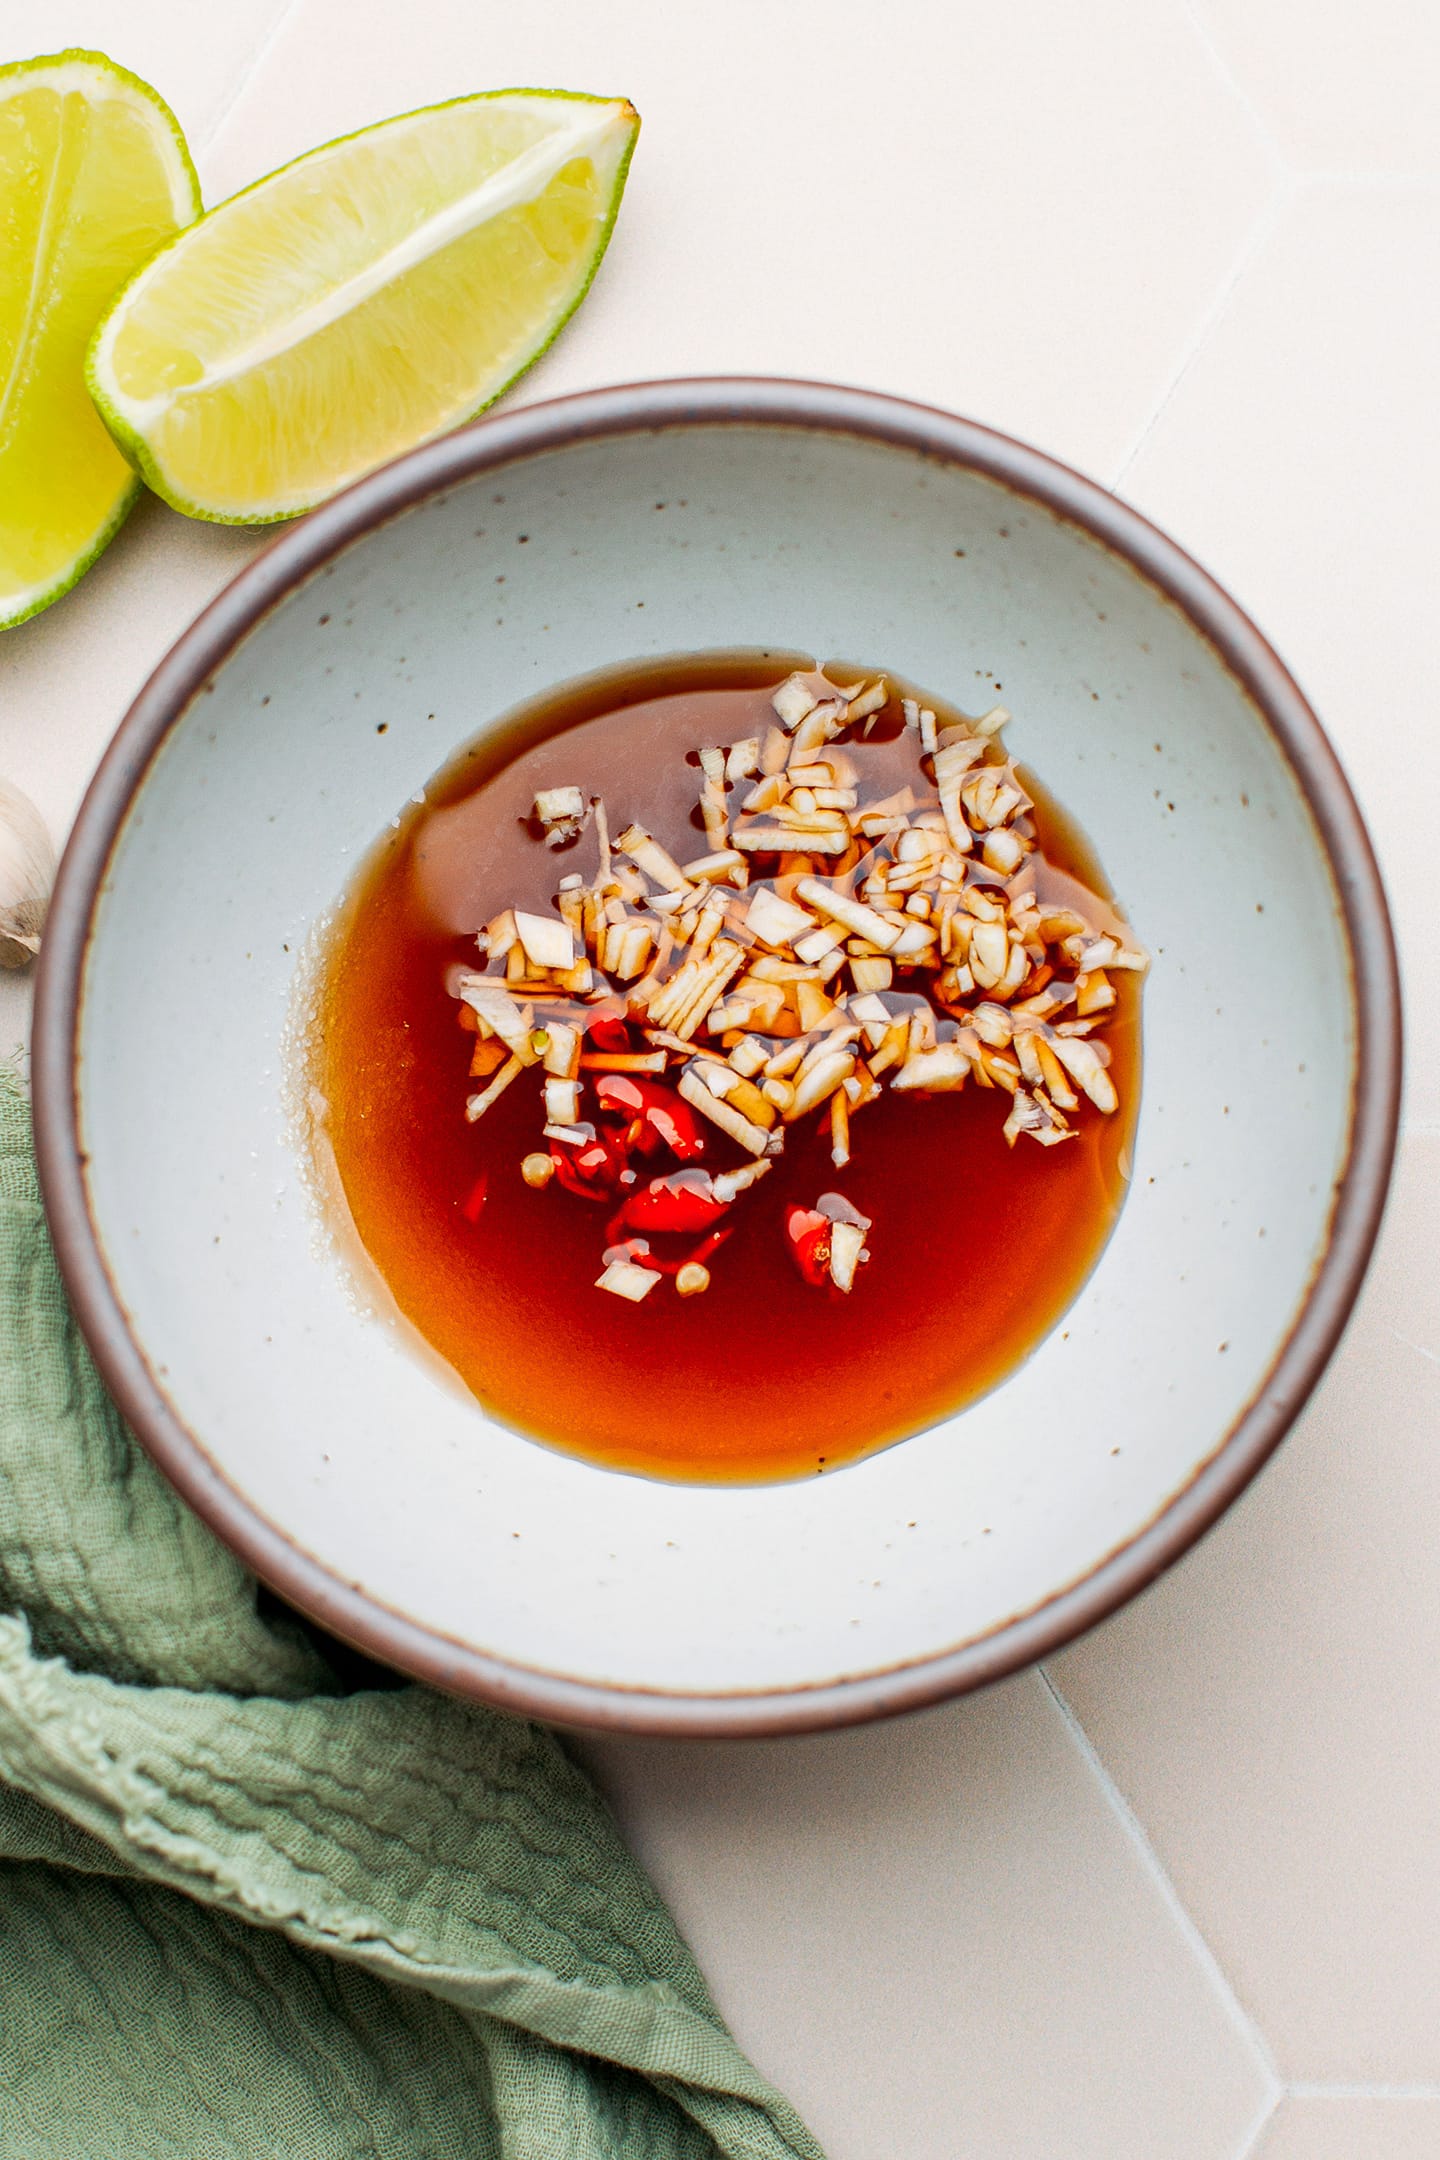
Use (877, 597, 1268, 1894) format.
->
(32, 381, 1400, 1733)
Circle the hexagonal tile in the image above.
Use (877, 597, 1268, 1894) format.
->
(1194, 0, 1440, 173)
(1119, 182, 1440, 1124)
(578, 1671, 1273, 2160)
(23, 0, 290, 151)
(199, 0, 1276, 482)
(1255, 2095, 1440, 2159)
(1052, 1135, 1440, 2082)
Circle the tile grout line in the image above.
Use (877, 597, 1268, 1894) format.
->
(194, 0, 304, 165)
(1110, 161, 1440, 497)
(1039, 1667, 1285, 2110)
(1290, 2083, 1440, 2100)
(1108, 177, 1296, 492)
(1176, 0, 1289, 173)
(1232, 2089, 1282, 2160)
(1176, 0, 1440, 192)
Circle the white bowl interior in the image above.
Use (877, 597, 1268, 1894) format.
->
(77, 423, 1353, 1699)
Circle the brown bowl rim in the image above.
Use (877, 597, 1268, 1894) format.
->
(32, 377, 1403, 1736)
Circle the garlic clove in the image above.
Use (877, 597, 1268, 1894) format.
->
(0, 782, 54, 970)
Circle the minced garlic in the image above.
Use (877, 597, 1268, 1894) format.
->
(455, 669, 1146, 1298)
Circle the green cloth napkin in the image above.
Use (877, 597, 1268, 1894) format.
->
(0, 1073, 822, 2159)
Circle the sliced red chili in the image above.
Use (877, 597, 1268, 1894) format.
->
(594, 1074, 706, 1161)
(549, 1129, 628, 1201)
(617, 1171, 728, 1237)
(594, 1073, 644, 1118)
(585, 1012, 632, 1053)
(643, 1090, 705, 1160)
(784, 1205, 833, 1287)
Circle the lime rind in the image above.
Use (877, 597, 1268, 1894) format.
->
(0, 473, 141, 634)
(0, 48, 199, 631)
(0, 48, 200, 214)
(86, 87, 640, 528)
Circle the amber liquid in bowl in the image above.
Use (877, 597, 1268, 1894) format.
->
(315, 653, 1140, 1483)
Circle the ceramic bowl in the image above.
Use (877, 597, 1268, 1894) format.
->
(33, 380, 1400, 1734)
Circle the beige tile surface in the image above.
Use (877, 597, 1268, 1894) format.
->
(19, 0, 291, 150)
(1120, 183, 1440, 1125)
(1254, 2095, 1440, 2160)
(1193, 0, 1440, 172)
(579, 1672, 1273, 2160)
(1053, 1135, 1440, 2083)
(198, 0, 1276, 482)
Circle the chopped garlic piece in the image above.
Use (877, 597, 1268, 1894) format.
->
(542, 1021, 580, 1079)
(728, 1036, 769, 1078)
(785, 1050, 855, 1120)
(848, 955, 892, 993)
(465, 1054, 524, 1121)
(1047, 1032, 1119, 1113)
(891, 1043, 971, 1092)
(741, 773, 787, 815)
(481, 907, 518, 962)
(617, 823, 690, 894)
(772, 673, 819, 729)
(982, 826, 1026, 875)
(544, 1077, 581, 1126)
(787, 702, 848, 758)
(579, 1049, 667, 1074)
(458, 982, 538, 1064)
(745, 886, 818, 947)
(792, 924, 844, 964)
(971, 1002, 1014, 1048)
(830, 1089, 851, 1167)
(1075, 969, 1116, 1016)
(969, 920, 1009, 988)
(732, 824, 851, 856)
(704, 1160, 767, 1209)
(533, 786, 588, 844)
(1003, 1088, 1074, 1148)
(514, 909, 575, 972)
(1036, 1037, 1079, 1110)
(828, 1219, 867, 1293)
(534, 785, 584, 823)
(845, 679, 888, 721)
(681, 849, 747, 884)
(792, 876, 904, 952)
(596, 1260, 663, 1302)
(678, 1066, 772, 1156)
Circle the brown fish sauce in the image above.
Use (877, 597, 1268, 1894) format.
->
(315, 654, 1141, 1483)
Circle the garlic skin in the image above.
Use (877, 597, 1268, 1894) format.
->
(0, 782, 55, 969)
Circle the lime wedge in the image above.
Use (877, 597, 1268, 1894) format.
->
(0, 50, 199, 629)
(88, 89, 640, 525)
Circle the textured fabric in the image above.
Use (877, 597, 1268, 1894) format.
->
(0, 1075, 822, 2159)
